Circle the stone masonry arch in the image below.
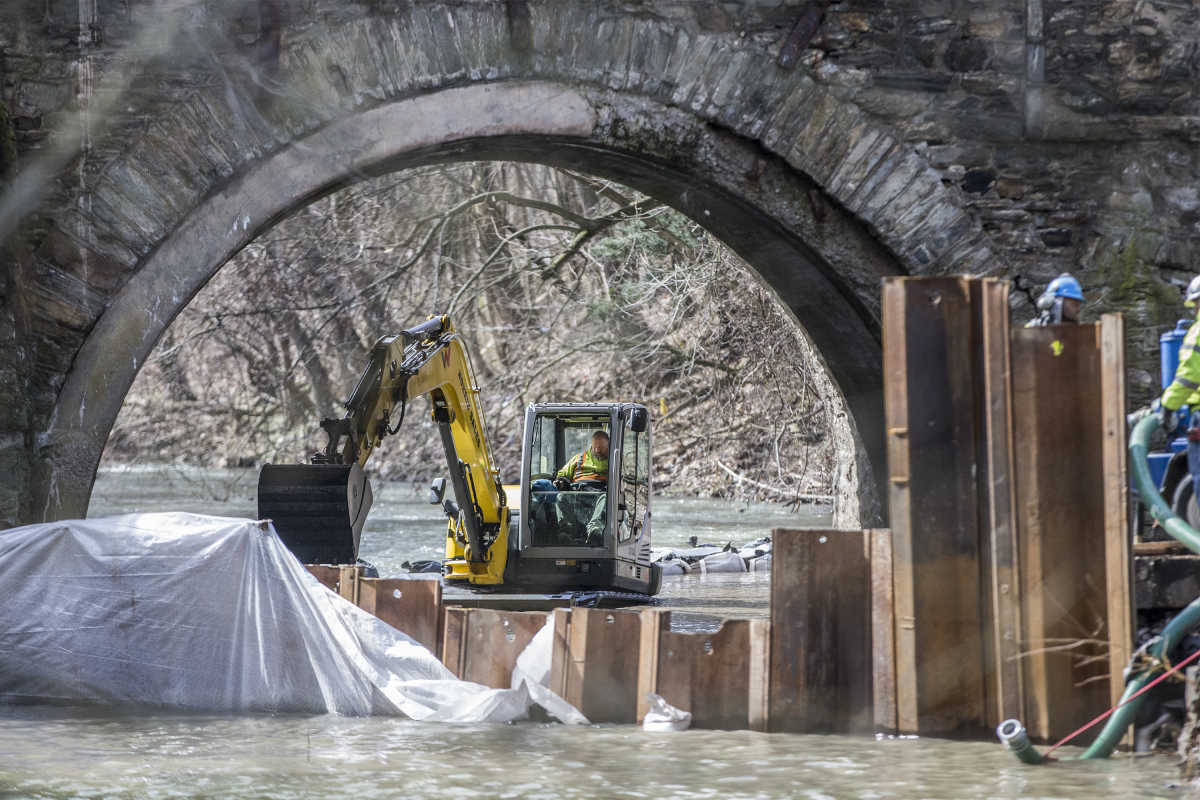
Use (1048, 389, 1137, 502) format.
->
(17, 4, 1001, 527)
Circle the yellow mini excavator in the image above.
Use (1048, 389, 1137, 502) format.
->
(257, 315, 660, 595)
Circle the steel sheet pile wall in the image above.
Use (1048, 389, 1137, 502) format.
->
(359, 578, 443, 656)
(644, 612, 766, 730)
(883, 278, 987, 734)
(880, 276, 1131, 740)
(442, 608, 548, 688)
(769, 529, 875, 733)
(551, 607, 640, 723)
(552, 607, 770, 729)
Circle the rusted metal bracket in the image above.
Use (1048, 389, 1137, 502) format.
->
(777, 2, 826, 70)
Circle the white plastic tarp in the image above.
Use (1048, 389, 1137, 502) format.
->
(641, 692, 692, 732)
(0, 512, 583, 723)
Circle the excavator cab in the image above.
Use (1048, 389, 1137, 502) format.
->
(497, 403, 659, 595)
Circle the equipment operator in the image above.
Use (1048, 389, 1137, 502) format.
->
(553, 431, 610, 490)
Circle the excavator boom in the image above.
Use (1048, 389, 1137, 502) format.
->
(258, 316, 509, 582)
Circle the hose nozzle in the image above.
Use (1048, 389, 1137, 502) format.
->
(997, 719, 1045, 765)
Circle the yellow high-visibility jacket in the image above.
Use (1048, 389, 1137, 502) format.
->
(556, 449, 608, 483)
(1163, 314, 1200, 410)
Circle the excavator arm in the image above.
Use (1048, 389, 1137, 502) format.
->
(258, 315, 510, 584)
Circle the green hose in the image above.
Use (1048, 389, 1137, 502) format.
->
(999, 414, 1200, 762)
(1129, 414, 1200, 555)
(1077, 594, 1200, 759)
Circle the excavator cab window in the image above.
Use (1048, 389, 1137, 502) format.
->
(619, 428, 649, 542)
(527, 413, 610, 548)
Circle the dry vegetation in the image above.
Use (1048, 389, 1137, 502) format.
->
(102, 162, 839, 503)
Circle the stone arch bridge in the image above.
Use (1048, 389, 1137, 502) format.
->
(3, 0, 1199, 528)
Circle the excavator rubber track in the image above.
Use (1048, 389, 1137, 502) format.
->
(257, 463, 373, 565)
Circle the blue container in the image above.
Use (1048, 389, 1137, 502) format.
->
(1148, 438, 1189, 491)
(1162, 318, 1193, 390)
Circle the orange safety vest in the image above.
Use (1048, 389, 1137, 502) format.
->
(570, 449, 607, 483)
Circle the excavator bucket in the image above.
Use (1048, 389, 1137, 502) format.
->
(257, 463, 373, 565)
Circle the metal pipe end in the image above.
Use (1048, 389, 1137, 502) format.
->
(997, 719, 1025, 745)
(997, 719, 1045, 765)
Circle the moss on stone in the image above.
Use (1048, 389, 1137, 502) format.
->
(1093, 229, 1186, 403)
(1095, 231, 1174, 312)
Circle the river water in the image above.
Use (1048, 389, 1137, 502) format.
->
(0, 465, 1185, 798)
(84, 465, 804, 628)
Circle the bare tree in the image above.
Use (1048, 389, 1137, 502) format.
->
(103, 162, 839, 504)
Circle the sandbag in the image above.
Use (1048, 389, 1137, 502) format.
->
(737, 537, 771, 560)
(697, 549, 747, 574)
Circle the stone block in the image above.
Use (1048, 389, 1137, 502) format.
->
(1038, 228, 1073, 248)
(562, 6, 605, 81)
(782, 89, 842, 178)
(758, 77, 819, 153)
(51, 208, 139, 272)
(31, 327, 86, 375)
(137, 123, 218, 201)
(706, 49, 752, 113)
(427, 5, 467, 83)
(670, 35, 723, 110)
(456, 6, 510, 81)
(873, 71, 953, 93)
(887, 184, 958, 244)
(171, 97, 239, 178)
(84, 190, 154, 256)
(602, 19, 637, 92)
(358, 17, 402, 96)
(329, 19, 389, 104)
(730, 60, 791, 138)
(27, 272, 105, 333)
(857, 152, 926, 223)
(1166, 186, 1200, 213)
(94, 169, 171, 241)
(0, 373, 29, 432)
(34, 225, 129, 294)
(15, 79, 70, 116)
(902, 204, 977, 265)
(528, 3, 561, 74)
(190, 90, 270, 168)
(625, 21, 675, 95)
(805, 106, 870, 187)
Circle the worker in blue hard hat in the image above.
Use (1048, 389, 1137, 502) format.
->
(1155, 276, 1200, 505)
(1026, 272, 1085, 327)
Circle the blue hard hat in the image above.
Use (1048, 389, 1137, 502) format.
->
(1046, 273, 1084, 301)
